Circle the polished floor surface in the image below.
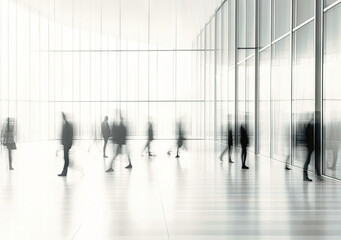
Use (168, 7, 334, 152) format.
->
(1, 140, 341, 240)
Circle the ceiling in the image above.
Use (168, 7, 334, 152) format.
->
(16, 0, 224, 49)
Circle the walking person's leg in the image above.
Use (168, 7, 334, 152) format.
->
(60, 146, 69, 176)
(241, 148, 243, 165)
(124, 145, 132, 168)
(315, 151, 322, 179)
(106, 144, 118, 172)
(285, 155, 291, 170)
(147, 141, 152, 156)
(241, 148, 245, 166)
(303, 150, 313, 181)
(245, 149, 248, 167)
(220, 146, 228, 161)
(175, 147, 180, 158)
(241, 148, 248, 169)
(8, 148, 13, 170)
(228, 146, 233, 163)
(103, 138, 108, 157)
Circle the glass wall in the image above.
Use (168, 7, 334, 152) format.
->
(0, 0, 206, 141)
(198, 0, 324, 177)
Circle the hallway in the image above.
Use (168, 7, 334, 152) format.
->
(0, 140, 340, 239)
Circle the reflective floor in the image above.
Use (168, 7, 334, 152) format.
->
(1, 140, 341, 239)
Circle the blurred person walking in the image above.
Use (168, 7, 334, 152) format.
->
(142, 121, 154, 156)
(101, 116, 111, 158)
(58, 112, 73, 177)
(303, 118, 314, 181)
(220, 125, 234, 163)
(106, 114, 132, 172)
(175, 120, 185, 158)
(1, 118, 16, 170)
(240, 123, 249, 169)
(303, 116, 323, 181)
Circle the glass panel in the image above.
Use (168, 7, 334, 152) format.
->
(228, 68, 236, 145)
(216, 10, 222, 141)
(293, 0, 314, 27)
(271, 36, 291, 162)
(259, 47, 271, 156)
(272, 0, 290, 40)
(238, 0, 246, 61)
(228, 0, 235, 67)
(246, 57, 255, 152)
(324, 0, 338, 8)
(177, 52, 193, 100)
(323, 4, 341, 179)
(246, 0, 255, 58)
(259, 0, 271, 47)
(292, 22, 315, 168)
(237, 63, 245, 147)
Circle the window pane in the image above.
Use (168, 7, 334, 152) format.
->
(237, 63, 245, 147)
(273, 0, 290, 40)
(271, 36, 291, 162)
(324, 0, 338, 8)
(238, 0, 246, 61)
(323, 4, 341, 179)
(293, 0, 314, 27)
(259, 48, 271, 156)
(246, 0, 255, 58)
(246, 57, 255, 151)
(228, 0, 235, 67)
(259, 0, 271, 47)
(292, 22, 315, 169)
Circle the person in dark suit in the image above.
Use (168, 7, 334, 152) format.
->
(1, 118, 16, 170)
(58, 112, 73, 177)
(220, 125, 233, 163)
(105, 119, 118, 172)
(175, 120, 185, 158)
(303, 118, 314, 181)
(240, 124, 249, 169)
(101, 116, 110, 158)
(142, 121, 154, 156)
(106, 114, 132, 172)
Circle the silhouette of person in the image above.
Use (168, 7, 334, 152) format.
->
(101, 116, 110, 158)
(303, 118, 314, 181)
(142, 121, 154, 156)
(106, 119, 118, 171)
(58, 112, 73, 177)
(285, 124, 291, 170)
(328, 120, 340, 170)
(106, 114, 132, 172)
(240, 123, 249, 169)
(175, 120, 185, 158)
(1, 118, 16, 170)
(220, 125, 233, 163)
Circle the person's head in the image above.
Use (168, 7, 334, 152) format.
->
(62, 112, 66, 121)
(104, 116, 108, 122)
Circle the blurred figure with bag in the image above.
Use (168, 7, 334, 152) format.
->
(1, 117, 16, 170)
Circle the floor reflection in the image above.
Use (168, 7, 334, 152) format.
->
(0, 140, 341, 239)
